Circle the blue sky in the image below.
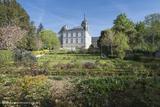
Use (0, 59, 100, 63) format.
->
(17, 0, 160, 37)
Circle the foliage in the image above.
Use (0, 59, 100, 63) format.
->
(134, 13, 160, 52)
(0, 50, 13, 66)
(17, 22, 38, 51)
(0, 51, 160, 106)
(14, 49, 36, 66)
(0, 75, 53, 106)
(145, 21, 160, 52)
(135, 15, 160, 52)
(73, 77, 160, 107)
(133, 22, 147, 50)
(144, 13, 160, 25)
(18, 75, 51, 101)
(37, 23, 44, 34)
(113, 13, 135, 33)
(88, 44, 95, 53)
(32, 50, 49, 55)
(112, 13, 136, 49)
(98, 13, 160, 58)
(0, 25, 27, 50)
(40, 30, 60, 50)
(97, 29, 114, 56)
(0, 0, 40, 51)
(113, 32, 129, 59)
(83, 62, 96, 69)
(0, 0, 30, 29)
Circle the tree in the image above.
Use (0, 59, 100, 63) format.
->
(0, 0, 30, 29)
(40, 30, 60, 50)
(134, 22, 147, 50)
(0, 25, 27, 50)
(37, 23, 44, 34)
(132, 13, 160, 52)
(35, 23, 44, 50)
(145, 20, 160, 52)
(0, 0, 39, 51)
(144, 13, 160, 26)
(97, 29, 114, 56)
(113, 13, 135, 33)
(113, 13, 136, 49)
(113, 32, 129, 59)
(17, 22, 37, 51)
(88, 44, 95, 53)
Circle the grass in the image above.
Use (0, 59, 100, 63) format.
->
(0, 51, 160, 106)
(0, 51, 159, 77)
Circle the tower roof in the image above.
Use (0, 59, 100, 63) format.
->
(81, 14, 88, 25)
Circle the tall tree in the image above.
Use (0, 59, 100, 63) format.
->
(134, 22, 147, 50)
(144, 13, 160, 26)
(0, 0, 30, 29)
(17, 22, 37, 50)
(145, 20, 160, 51)
(37, 23, 44, 34)
(113, 32, 129, 59)
(97, 29, 114, 56)
(112, 13, 136, 49)
(40, 30, 60, 50)
(142, 13, 160, 52)
(113, 13, 135, 33)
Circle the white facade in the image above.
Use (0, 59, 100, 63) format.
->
(59, 17, 92, 50)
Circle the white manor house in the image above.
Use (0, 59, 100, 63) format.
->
(58, 17, 92, 50)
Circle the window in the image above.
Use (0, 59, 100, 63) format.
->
(68, 39, 71, 43)
(73, 32, 76, 37)
(66, 39, 68, 44)
(78, 38, 81, 43)
(76, 38, 78, 43)
(81, 32, 83, 36)
(76, 32, 78, 37)
(71, 38, 73, 43)
(78, 32, 81, 37)
(81, 38, 83, 43)
(68, 32, 71, 37)
(73, 38, 76, 43)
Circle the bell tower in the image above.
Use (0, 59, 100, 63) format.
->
(81, 14, 88, 31)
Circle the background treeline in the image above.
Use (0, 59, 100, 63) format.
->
(97, 13, 160, 59)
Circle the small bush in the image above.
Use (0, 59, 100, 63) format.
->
(14, 49, 36, 66)
(83, 62, 96, 69)
(0, 50, 13, 65)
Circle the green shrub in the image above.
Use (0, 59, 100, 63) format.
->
(0, 50, 13, 65)
(0, 75, 54, 107)
(73, 77, 160, 107)
(14, 49, 36, 66)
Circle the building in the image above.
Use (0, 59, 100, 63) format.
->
(58, 16, 92, 50)
(92, 37, 99, 48)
